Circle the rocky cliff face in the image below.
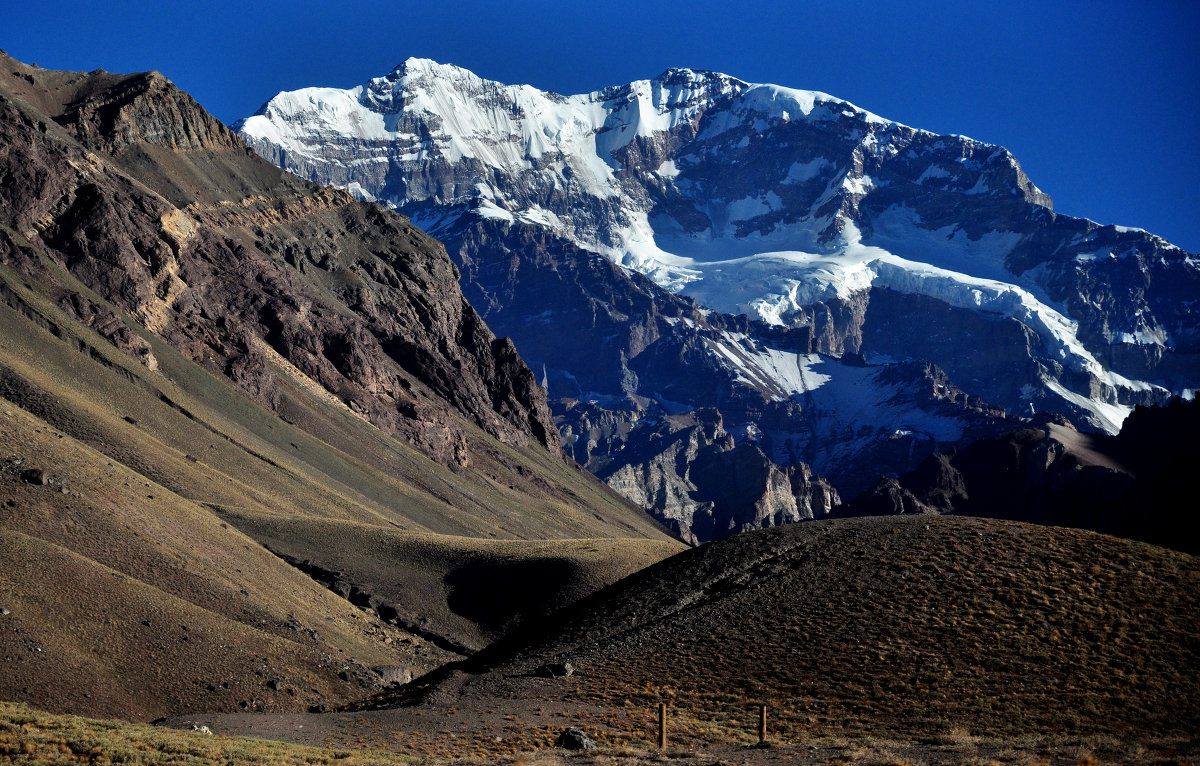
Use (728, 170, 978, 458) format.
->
(838, 398, 1200, 554)
(446, 215, 1009, 529)
(559, 404, 838, 543)
(0, 53, 557, 468)
(235, 58, 1197, 540)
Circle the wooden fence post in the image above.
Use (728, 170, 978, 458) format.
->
(758, 704, 768, 743)
(658, 702, 667, 749)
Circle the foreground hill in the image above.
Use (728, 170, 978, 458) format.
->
(0, 53, 680, 721)
(354, 516, 1198, 748)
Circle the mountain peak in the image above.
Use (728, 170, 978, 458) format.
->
(378, 57, 494, 90)
(236, 59, 1194, 452)
(387, 56, 461, 79)
(653, 66, 744, 88)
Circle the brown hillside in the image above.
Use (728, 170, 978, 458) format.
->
(366, 515, 1198, 747)
(0, 53, 682, 722)
(0, 51, 555, 460)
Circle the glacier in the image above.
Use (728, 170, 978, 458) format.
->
(236, 58, 1196, 437)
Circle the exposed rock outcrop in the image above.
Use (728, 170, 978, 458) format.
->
(0, 53, 557, 468)
(555, 727, 597, 751)
(838, 398, 1200, 553)
(562, 405, 839, 543)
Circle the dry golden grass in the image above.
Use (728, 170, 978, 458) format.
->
(0, 702, 421, 765)
(366, 516, 1198, 751)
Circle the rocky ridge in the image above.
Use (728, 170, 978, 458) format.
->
(0, 53, 557, 467)
(560, 404, 839, 543)
(0, 53, 680, 721)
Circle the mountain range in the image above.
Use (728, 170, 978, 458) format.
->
(1, 50, 1197, 763)
(235, 58, 1198, 541)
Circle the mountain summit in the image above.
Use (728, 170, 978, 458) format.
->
(237, 60, 1197, 540)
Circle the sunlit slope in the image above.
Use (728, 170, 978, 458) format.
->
(0, 241, 680, 720)
(0, 51, 671, 542)
(0, 52, 682, 722)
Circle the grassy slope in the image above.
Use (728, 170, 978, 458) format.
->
(0, 702, 416, 765)
(0, 249, 664, 541)
(0, 397, 427, 721)
(223, 515, 679, 651)
(6, 702, 1197, 766)
(373, 515, 1198, 746)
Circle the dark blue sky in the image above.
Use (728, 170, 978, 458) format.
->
(7, 0, 1199, 252)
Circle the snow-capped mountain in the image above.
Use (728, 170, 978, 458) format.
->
(236, 59, 1197, 539)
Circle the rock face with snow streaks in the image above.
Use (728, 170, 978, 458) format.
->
(559, 404, 839, 543)
(237, 59, 1198, 540)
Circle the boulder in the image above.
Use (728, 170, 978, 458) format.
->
(535, 661, 573, 678)
(370, 665, 412, 685)
(555, 727, 596, 751)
